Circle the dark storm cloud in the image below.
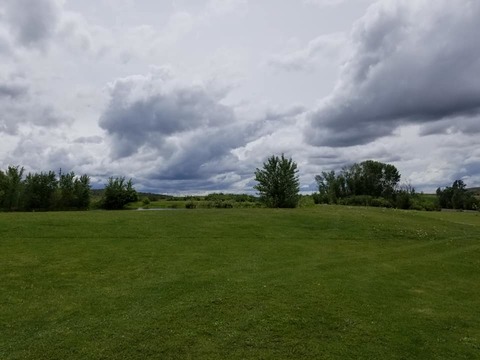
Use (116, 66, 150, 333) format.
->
(99, 71, 263, 185)
(99, 73, 237, 158)
(306, 0, 480, 147)
(3, 0, 59, 48)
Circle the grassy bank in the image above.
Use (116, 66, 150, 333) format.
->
(1, 207, 479, 359)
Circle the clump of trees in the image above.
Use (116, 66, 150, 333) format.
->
(0, 166, 91, 211)
(436, 180, 478, 210)
(312, 160, 438, 210)
(100, 177, 138, 210)
(313, 160, 400, 205)
(254, 154, 300, 208)
(0, 165, 143, 212)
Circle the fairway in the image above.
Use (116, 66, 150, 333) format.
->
(1, 207, 479, 359)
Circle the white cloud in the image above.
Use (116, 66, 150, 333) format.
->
(268, 32, 347, 72)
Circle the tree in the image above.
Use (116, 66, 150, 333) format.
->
(73, 174, 91, 210)
(436, 180, 478, 210)
(58, 171, 76, 209)
(0, 166, 91, 212)
(254, 154, 300, 208)
(101, 177, 138, 210)
(58, 172, 91, 210)
(0, 166, 24, 211)
(23, 171, 58, 211)
(315, 170, 345, 204)
(314, 160, 401, 205)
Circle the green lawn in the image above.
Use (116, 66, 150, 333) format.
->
(1, 206, 479, 359)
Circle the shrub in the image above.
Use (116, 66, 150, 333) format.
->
(185, 201, 196, 209)
(339, 195, 373, 207)
(312, 192, 329, 204)
(370, 197, 393, 208)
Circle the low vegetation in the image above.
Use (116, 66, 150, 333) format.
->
(129, 193, 262, 210)
(1, 207, 479, 359)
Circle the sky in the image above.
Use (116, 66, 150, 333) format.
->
(1, 0, 479, 194)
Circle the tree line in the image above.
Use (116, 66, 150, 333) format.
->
(254, 155, 479, 210)
(0, 166, 90, 211)
(436, 180, 478, 210)
(1, 159, 478, 211)
(0, 166, 138, 211)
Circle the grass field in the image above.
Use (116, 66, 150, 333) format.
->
(1, 206, 479, 359)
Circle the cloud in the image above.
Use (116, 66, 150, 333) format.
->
(268, 33, 347, 72)
(304, 0, 350, 7)
(99, 69, 265, 188)
(2, 0, 61, 49)
(0, 83, 27, 99)
(306, 0, 480, 147)
(0, 101, 68, 135)
(2, 126, 100, 175)
(204, 0, 248, 16)
(73, 135, 103, 144)
(264, 104, 307, 121)
(99, 69, 236, 157)
(419, 115, 480, 136)
(56, 11, 112, 57)
(97, 67, 313, 192)
(0, 70, 70, 134)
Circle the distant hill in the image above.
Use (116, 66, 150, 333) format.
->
(467, 187, 480, 195)
(90, 189, 173, 201)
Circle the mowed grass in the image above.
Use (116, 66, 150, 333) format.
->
(1, 207, 479, 359)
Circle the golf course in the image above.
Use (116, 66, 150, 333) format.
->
(1, 206, 479, 359)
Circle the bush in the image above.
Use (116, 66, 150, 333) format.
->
(312, 192, 329, 204)
(370, 197, 393, 208)
(298, 195, 315, 208)
(339, 195, 373, 207)
(395, 190, 413, 209)
(185, 201, 196, 209)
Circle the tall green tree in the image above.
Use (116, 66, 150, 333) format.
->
(254, 154, 300, 208)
